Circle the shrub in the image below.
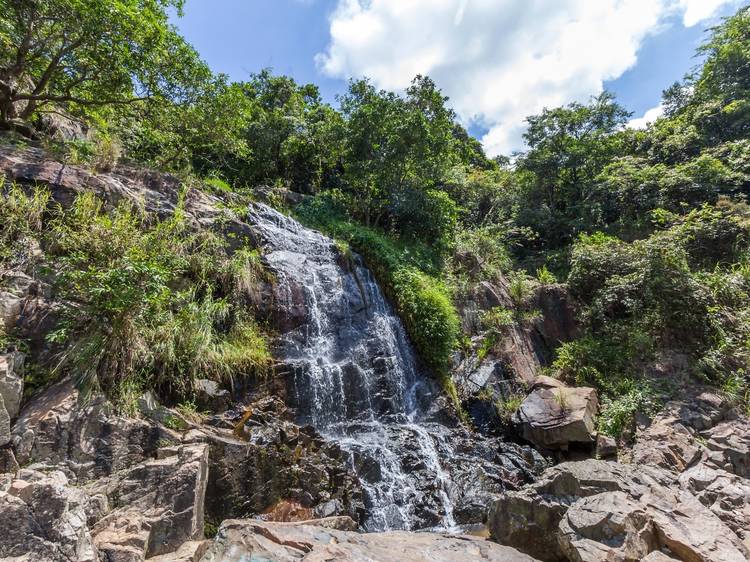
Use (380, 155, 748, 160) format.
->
(45, 193, 270, 406)
(0, 181, 49, 270)
(598, 384, 661, 437)
(496, 393, 524, 422)
(536, 264, 557, 285)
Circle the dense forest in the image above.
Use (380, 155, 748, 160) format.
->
(2, 0, 750, 439)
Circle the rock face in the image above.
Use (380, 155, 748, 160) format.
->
(0, 352, 24, 419)
(513, 376, 598, 450)
(200, 518, 540, 562)
(0, 470, 98, 562)
(0, 352, 24, 447)
(488, 460, 748, 562)
(631, 389, 750, 552)
(490, 390, 750, 561)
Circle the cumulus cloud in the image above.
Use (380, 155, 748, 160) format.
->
(316, 0, 737, 155)
(627, 104, 666, 129)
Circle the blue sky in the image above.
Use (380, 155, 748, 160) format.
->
(171, 0, 743, 155)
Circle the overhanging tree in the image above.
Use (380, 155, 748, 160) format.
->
(0, 0, 204, 130)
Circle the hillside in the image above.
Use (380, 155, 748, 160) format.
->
(1, 2, 750, 561)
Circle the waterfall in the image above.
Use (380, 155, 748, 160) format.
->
(247, 203, 458, 531)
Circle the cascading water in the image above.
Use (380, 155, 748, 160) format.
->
(247, 202, 460, 531)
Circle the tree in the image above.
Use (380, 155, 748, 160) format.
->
(517, 92, 631, 245)
(0, 0, 205, 130)
(339, 75, 462, 235)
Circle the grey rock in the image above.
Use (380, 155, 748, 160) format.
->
(0, 469, 98, 562)
(488, 459, 749, 562)
(0, 351, 25, 418)
(0, 393, 10, 447)
(200, 518, 540, 562)
(195, 378, 231, 413)
(596, 434, 618, 459)
(88, 443, 209, 558)
(11, 379, 167, 480)
(513, 376, 598, 450)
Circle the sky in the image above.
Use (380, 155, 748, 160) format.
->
(171, 0, 745, 156)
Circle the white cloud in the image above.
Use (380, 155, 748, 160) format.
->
(679, 0, 740, 26)
(316, 0, 737, 156)
(627, 103, 666, 129)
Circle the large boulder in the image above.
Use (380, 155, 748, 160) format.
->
(200, 518, 540, 562)
(488, 459, 749, 562)
(512, 376, 598, 450)
(11, 379, 168, 480)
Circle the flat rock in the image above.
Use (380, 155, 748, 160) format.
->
(200, 518, 539, 561)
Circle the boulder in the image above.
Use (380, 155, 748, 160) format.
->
(0, 469, 98, 562)
(11, 379, 168, 480)
(88, 443, 209, 558)
(513, 376, 598, 450)
(595, 434, 618, 459)
(0, 351, 25, 419)
(488, 459, 749, 562)
(200, 518, 540, 562)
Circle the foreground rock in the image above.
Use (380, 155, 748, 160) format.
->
(631, 389, 750, 551)
(489, 459, 749, 562)
(201, 518, 539, 562)
(490, 391, 750, 561)
(512, 376, 598, 451)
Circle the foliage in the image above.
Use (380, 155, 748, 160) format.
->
(0, 0, 207, 128)
(42, 192, 270, 405)
(0, 180, 49, 271)
(495, 393, 524, 422)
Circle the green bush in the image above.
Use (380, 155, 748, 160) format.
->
(598, 384, 661, 437)
(0, 181, 49, 269)
(45, 193, 271, 406)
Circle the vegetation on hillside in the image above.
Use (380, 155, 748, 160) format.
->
(1, 181, 271, 409)
(2, 1, 750, 429)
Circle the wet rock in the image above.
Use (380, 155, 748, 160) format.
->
(513, 376, 598, 450)
(488, 459, 749, 562)
(195, 379, 231, 413)
(200, 518, 540, 562)
(189, 415, 365, 527)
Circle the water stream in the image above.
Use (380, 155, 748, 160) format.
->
(247, 203, 458, 531)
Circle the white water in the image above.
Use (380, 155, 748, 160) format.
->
(247, 203, 457, 531)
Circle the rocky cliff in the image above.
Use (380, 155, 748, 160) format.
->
(1, 144, 749, 562)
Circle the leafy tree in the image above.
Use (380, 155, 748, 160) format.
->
(0, 0, 206, 130)
(516, 92, 631, 245)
